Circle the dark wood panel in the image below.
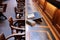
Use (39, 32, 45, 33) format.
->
(47, 0, 60, 9)
(52, 9, 60, 34)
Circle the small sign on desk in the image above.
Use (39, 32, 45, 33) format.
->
(28, 13, 35, 19)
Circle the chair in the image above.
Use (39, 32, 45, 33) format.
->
(0, 4, 7, 20)
(0, 33, 25, 40)
(15, 0, 25, 19)
(0, 3, 7, 12)
(8, 16, 25, 33)
(0, 12, 7, 20)
(16, 0, 25, 3)
(17, 2, 25, 8)
(14, 7, 25, 19)
(16, 0, 25, 8)
(16, 0, 25, 7)
(8, 17, 25, 39)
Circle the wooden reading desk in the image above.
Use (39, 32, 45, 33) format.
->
(25, 0, 56, 40)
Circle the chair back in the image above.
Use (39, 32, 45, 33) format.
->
(8, 16, 13, 26)
(0, 33, 7, 40)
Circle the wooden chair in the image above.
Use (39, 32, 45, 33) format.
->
(0, 0, 7, 12)
(0, 4, 7, 20)
(16, 0, 25, 8)
(8, 16, 25, 33)
(0, 3, 7, 12)
(16, 0, 25, 3)
(0, 12, 7, 20)
(17, 2, 25, 8)
(14, 7, 25, 19)
(0, 33, 25, 40)
(8, 17, 25, 39)
(15, 0, 25, 19)
(16, 0, 25, 7)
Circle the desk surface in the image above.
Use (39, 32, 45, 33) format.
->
(26, 0, 55, 40)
